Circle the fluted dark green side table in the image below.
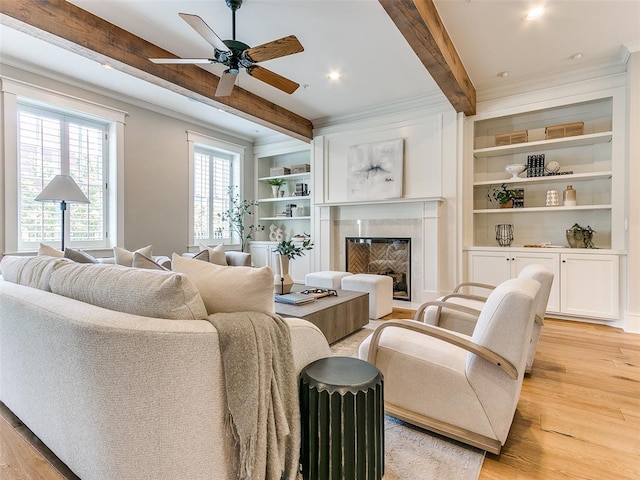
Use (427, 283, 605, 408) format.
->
(299, 356, 384, 480)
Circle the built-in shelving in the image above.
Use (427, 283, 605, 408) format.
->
(473, 131, 612, 158)
(473, 204, 611, 214)
(470, 96, 615, 249)
(473, 171, 612, 187)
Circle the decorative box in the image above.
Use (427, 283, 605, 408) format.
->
(527, 127, 546, 142)
(495, 130, 528, 146)
(291, 163, 311, 174)
(545, 122, 584, 140)
(270, 166, 291, 176)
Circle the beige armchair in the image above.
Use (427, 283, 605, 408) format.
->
(359, 278, 540, 454)
(416, 264, 554, 373)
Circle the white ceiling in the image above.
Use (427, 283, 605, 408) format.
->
(1, 0, 639, 142)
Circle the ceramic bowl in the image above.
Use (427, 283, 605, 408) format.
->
(505, 163, 526, 179)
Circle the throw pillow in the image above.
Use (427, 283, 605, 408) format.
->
(192, 250, 209, 262)
(0, 255, 71, 291)
(49, 262, 207, 320)
(64, 248, 98, 264)
(114, 245, 153, 267)
(38, 243, 64, 258)
(133, 252, 169, 271)
(171, 253, 274, 314)
(199, 244, 228, 266)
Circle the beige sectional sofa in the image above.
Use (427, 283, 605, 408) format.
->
(0, 255, 331, 480)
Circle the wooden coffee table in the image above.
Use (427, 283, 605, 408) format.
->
(275, 287, 369, 344)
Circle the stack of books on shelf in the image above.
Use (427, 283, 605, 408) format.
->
(526, 154, 545, 177)
(513, 188, 525, 208)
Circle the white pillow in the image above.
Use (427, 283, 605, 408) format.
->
(114, 245, 153, 267)
(172, 253, 274, 314)
(199, 244, 228, 266)
(0, 255, 70, 291)
(50, 262, 207, 320)
(39, 243, 64, 258)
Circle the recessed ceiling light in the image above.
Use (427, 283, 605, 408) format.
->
(524, 6, 545, 20)
(569, 53, 583, 60)
(497, 71, 510, 78)
(327, 71, 342, 81)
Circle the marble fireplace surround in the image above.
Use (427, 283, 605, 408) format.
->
(315, 198, 445, 305)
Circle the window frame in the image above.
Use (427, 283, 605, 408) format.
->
(187, 130, 244, 248)
(1, 78, 126, 254)
(17, 102, 109, 251)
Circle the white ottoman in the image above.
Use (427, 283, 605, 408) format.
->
(341, 274, 393, 319)
(305, 271, 353, 290)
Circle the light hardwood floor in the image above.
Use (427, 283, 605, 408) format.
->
(1, 318, 638, 480)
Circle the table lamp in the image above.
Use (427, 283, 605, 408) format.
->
(35, 174, 90, 251)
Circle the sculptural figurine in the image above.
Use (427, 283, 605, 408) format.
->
(269, 223, 278, 242)
(276, 227, 284, 242)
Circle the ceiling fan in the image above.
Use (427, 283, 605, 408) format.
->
(149, 0, 304, 97)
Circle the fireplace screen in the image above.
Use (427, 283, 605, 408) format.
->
(345, 237, 411, 301)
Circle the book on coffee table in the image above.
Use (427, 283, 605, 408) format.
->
(275, 293, 316, 305)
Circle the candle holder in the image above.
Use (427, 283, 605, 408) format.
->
(495, 224, 514, 247)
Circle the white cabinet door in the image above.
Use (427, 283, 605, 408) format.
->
(468, 251, 511, 294)
(560, 253, 619, 319)
(512, 252, 561, 314)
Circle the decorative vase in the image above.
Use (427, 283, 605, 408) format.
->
(271, 185, 281, 198)
(563, 185, 576, 206)
(500, 199, 513, 208)
(274, 254, 294, 294)
(495, 224, 514, 247)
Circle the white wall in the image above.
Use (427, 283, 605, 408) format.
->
(0, 64, 254, 257)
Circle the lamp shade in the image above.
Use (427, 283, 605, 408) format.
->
(35, 175, 90, 204)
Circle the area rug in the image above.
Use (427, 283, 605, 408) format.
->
(330, 323, 485, 480)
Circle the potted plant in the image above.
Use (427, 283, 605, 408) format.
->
(273, 239, 314, 294)
(487, 183, 519, 208)
(216, 185, 264, 252)
(566, 223, 596, 248)
(267, 178, 286, 198)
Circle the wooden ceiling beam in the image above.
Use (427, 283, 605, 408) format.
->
(0, 0, 313, 141)
(379, 0, 476, 116)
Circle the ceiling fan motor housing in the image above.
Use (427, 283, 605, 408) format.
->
(225, 0, 243, 11)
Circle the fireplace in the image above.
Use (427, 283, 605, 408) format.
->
(345, 237, 411, 301)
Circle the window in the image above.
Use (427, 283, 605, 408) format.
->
(187, 131, 244, 247)
(193, 146, 233, 244)
(18, 104, 108, 250)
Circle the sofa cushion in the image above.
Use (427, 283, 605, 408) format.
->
(64, 248, 98, 263)
(132, 252, 169, 271)
(114, 245, 153, 267)
(49, 262, 207, 320)
(38, 243, 64, 257)
(172, 253, 274, 314)
(0, 255, 71, 291)
(199, 244, 228, 266)
(192, 249, 209, 262)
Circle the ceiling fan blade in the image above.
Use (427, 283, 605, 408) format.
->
(215, 71, 238, 97)
(150, 58, 214, 64)
(247, 66, 299, 94)
(244, 35, 304, 63)
(179, 13, 230, 52)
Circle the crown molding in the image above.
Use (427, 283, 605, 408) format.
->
(477, 57, 628, 103)
(313, 91, 450, 131)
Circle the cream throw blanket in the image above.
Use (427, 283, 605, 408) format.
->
(207, 311, 300, 480)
